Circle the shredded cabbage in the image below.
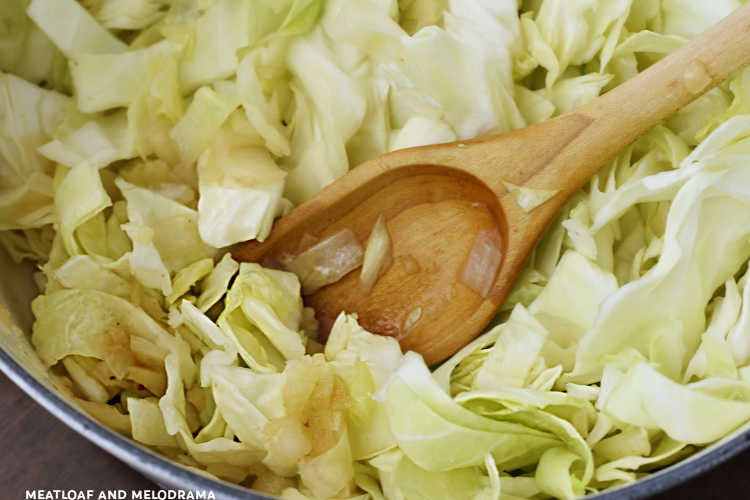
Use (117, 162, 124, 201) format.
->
(5, 0, 750, 499)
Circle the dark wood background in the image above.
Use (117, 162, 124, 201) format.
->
(2, 372, 750, 499)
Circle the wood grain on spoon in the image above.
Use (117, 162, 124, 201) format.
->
(235, 3, 750, 365)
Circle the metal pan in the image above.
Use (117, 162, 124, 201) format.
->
(2, 247, 749, 500)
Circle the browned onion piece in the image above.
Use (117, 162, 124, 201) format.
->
(403, 307, 422, 331)
(359, 214, 392, 294)
(284, 228, 364, 295)
(461, 228, 503, 298)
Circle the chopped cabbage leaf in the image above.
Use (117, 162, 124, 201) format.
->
(1, 0, 69, 91)
(177, 0, 254, 91)
(502, 181, 559, 213)
(196, 126, 287, 246)
(9, 0, 750, 497)
(217, 263, 306, 371)
(325, 313, 402, 459)
(602, 362, 750, 444)
(53, 255, 131, 298)
(170, 85, 239, 167)
(31, 289, 177, 377)
(283, 28, 367, 203)
(387, 452, 498, 500)
(195, 252, 239, 313)
(39, 110, 136, 169)
(0, 72, 69, 230)
(26, 0, 127, 57)
(70, 41, 179, 113)
(129, 397, 179, 448)
(473, 305, 549, 391)
(55, 163, 112, 256)
(571, 118, 750, 383)
(166, 257, 214, 304)
(529, 251, 618, 348)
(85, 0, 168, 31)
(116, 177, 216, 273)
(379, 352, 562, 471)
(160, 353, 262, 467)
(235, 45, 291, 158)
(660, 0, 742, 39)
(388, 116, 456, 152)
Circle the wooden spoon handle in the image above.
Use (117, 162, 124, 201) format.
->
(410, 2, 750, 340)
(562, 1, 750, 190)
(437, 2, 750, 205)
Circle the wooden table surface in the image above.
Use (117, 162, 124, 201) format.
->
(3, 371, 750, 500)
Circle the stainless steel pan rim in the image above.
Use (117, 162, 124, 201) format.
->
(2, 322, 749, 500)
(0, 345, 271, 500)
(587, 427, 750, 499)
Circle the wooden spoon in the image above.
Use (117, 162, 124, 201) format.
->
(235, 4, 750, 365)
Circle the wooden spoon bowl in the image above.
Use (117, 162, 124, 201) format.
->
(238, 163, 507, 363)
(235, 3, 750, 365)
